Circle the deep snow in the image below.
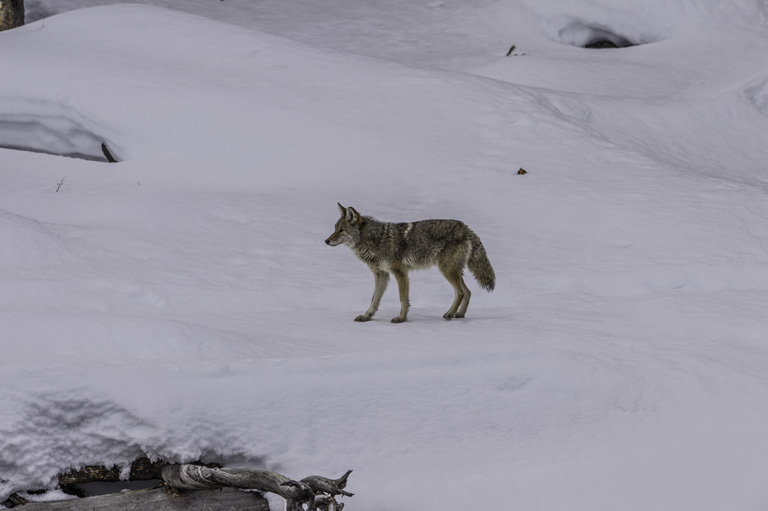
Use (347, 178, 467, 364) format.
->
(2, 1, 768, 510)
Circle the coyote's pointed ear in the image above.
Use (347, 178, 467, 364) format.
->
(347, 206, 362, 226)
(337, 203, 347, 217)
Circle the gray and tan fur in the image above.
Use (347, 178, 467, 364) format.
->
(325, 203, 495, 323)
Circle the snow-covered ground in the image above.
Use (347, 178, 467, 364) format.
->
(3, 0, 768, 509)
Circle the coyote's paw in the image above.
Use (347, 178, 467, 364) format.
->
(443, 311, 455, 320)
(354, 314, 372, 322)
(391, 316, 407, 323)
(454, 313, 465, 319)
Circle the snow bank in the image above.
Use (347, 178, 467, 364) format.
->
(2, 1, 768, 510)
(528, 4, 670, 48)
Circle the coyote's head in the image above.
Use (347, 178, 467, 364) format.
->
(325, 203, 363, 247)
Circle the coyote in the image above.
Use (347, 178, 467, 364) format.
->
(325, 203, 495, 323)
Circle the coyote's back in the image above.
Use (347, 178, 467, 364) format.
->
(325, 203, 495, 322)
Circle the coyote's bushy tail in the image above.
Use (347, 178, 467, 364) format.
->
(468, 235, 495, 292)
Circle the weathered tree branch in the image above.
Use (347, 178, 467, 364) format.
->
(301, 470, 353, 497)
(161, 465, 353, 511)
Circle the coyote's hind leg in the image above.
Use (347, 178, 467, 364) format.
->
(440, 265, 470, 320)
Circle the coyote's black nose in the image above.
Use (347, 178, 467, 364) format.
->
(325, 239, 330, 245)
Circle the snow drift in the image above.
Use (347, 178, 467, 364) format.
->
(2, 1, 768, 510)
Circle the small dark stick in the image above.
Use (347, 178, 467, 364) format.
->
(56, 176, 66, 192)
(101, 142, 118, 163)
(517, 167, 527, 175)
(506, 44, 516, 56)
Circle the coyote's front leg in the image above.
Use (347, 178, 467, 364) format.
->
(390, 269, 410, 323)
(355, 271, 389, 321)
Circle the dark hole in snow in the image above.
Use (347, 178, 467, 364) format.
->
(0, 143, 111, 162)
(555, 21, 639, 49)
(583, 30, 633, 49)
(0, 112, 118, 162)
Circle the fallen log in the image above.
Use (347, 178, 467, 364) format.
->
(12, 487, 269, 511)
(8, 463, 352, 511)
